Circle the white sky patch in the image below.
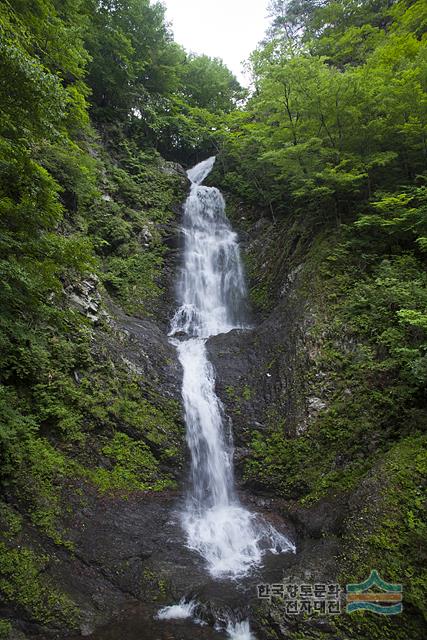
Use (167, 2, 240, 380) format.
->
(161, 0, 271, 85)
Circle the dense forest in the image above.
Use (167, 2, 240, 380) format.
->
(0, 0, 426, 639)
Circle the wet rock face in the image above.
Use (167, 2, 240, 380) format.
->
(207, 294, 309, 459)
(206, 213, 326, 485)
(156, 167, 189, 327)
(157, 207, 183, 328)
(104, 298, 182, 403)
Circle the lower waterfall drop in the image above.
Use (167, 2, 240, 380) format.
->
(170, 156, 295, 581)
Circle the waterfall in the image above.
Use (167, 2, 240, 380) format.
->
(169, 157, 295, 580)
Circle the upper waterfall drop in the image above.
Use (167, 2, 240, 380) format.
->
(170, 157, 295, 579)
(187, 155, 216, 185)
(170, 156, 247, 339)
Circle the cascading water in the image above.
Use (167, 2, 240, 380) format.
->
(169, 156, 295, 582)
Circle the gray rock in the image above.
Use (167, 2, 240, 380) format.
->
(66, 275, 101, 323)
(160, 160, 189, 182)
(138, 224, 153, 246)
(308, 396, 327, 413)
(280, 263, 303, 297)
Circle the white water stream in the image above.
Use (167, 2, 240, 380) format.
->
(166, 157, 295, 638)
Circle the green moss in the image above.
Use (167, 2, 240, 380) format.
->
(241, 245, 274, 312)
(96, 380, 183, 453)
(225, 383, 253, 414)
(242, 385, 252, 400)
(0, 621, 11, 639)
(141, 568, 170, 603)
(332, 611, 426, 640)
(340, 435, 427, 622)
(14, 438, 76, 548)
(87, 431, 175, 492)
(249, 283, 273, 312)
(266, 609, 425, 640)
(0, 504, 22, 539)
(245, 429, 314, 498)
(225, 385, 236, 398)
(0, 542, 79, 628)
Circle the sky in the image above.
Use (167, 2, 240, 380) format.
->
(162, 0, 271, 85)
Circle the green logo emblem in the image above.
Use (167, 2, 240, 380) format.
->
(346, 570, 402, 615)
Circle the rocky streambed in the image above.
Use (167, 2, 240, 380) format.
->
(57, 478, 341, 640)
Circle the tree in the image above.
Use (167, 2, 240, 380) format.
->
(84, 0, 185, 122)
(179, 54, 245, 113)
